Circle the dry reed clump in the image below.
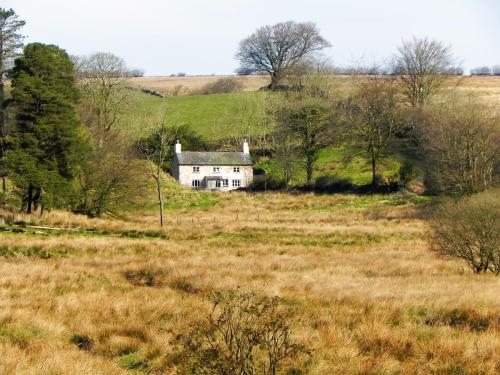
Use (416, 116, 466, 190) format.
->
(0, 192, 499, 374)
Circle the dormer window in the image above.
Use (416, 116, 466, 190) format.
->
(233, 166, 240, 173)
(213, 166, 220, 173)
(192, 166, 200, 173)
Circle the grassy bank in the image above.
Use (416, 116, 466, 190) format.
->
(120, 90, 270, 140)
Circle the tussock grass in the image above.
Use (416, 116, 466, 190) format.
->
(0, 192, 499, 374)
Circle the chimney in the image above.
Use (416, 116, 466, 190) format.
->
(243, 139, 249, 154)
(175, 140, 181, 153)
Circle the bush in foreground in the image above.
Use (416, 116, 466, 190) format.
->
(173, 289, 309, 375)
(430, 189, 500, 274)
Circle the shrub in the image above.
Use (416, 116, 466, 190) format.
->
(397, 160, 416, 188)
(430, 189, 500, 274)
(248, 175, 287, 191)
(0, 246, 66, 259)
(424, 308, 490, 332)
(118, 352, 149, 370)
(124, 269, 157, 287)
(313, 175, 355, 193)
(174, 289, 309, 375)
(196, 77, 244, 95)
(70, 334, 94, 351)
(168, 276, 200, 294)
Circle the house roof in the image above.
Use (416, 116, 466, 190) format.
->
(175, 152, 253, 166)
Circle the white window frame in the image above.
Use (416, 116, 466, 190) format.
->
(192, 179, 201, 188)
(215, 180, 221, 188)
(232, 179, 241, 187)
(213, 166, 220, 173)
(192, 166, 200, 173)
(222, 179, 229, 187)
(233, 166, 240, 173)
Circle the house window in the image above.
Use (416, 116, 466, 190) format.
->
(233, 166, 240, 173)
(192, 179, 201, 188)
(232, 179, 241, 187)
(213, 166, 220, 173)
(222, 179, 229, 187)
(192, 166, 200, 173)
(215, 180, 221, 188)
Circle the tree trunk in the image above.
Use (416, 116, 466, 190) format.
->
(306, 156, 314, 186)
(371, 155, 377, 186)
(269, 72, 280, 90)
(155, 173, 164, 227)
(27, 185, 33, 214)
(0, 79, 4, 159)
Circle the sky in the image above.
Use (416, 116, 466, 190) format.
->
(4, 0, 500, 76)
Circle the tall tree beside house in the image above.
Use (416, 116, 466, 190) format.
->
(236, 21, 331, 89)
(0, 8, 25, 168)
(2, 43, 87, 213)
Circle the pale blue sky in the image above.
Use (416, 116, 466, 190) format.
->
(5, 0, 500, 75)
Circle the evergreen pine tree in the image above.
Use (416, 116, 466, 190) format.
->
(2, 43, 86, 213)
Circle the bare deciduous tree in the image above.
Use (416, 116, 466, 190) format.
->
(393, 37, 455, 107)
(418, 99, 500, 195)
(346, 78, 406, 186)
(75, 52, 129, 131)
(275, 97, 333, 185)
(236, 21, 331, 89)
(75, 129, 145, 217)
(430, 189, 500, 274)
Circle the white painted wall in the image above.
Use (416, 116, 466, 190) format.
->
(176, 164, 253, 191)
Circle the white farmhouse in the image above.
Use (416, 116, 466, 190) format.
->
(172, 140, 253, 190)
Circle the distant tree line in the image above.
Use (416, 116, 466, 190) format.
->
(470, 65, 500, 76)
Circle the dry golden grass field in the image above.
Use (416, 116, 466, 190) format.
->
(128, 75, 271, 95)
(127, 75, 500, 103)
(0, 192, 499, 374)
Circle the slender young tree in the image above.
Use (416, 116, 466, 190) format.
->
(137, 114, 178, 227)
(3, 43, 86, 213)
(0, 8, 25, 158)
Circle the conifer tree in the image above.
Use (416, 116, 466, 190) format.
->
(3, 43, 86, 213)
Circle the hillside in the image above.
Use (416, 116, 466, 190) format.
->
(120, 90, 270, 140)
